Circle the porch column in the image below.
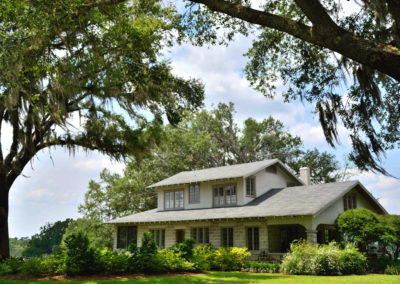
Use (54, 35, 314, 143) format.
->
(306, 229, 318, 244)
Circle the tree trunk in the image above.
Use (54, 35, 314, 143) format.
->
(0, 182, 10, 259)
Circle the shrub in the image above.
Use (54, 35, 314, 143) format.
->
(385, 265, 400, 275)
(169, 238, 196, 260)
(0, 257, 23, 275)
(20, 258, 47, 277)
(340, 244, 367, 275)
(281, 241, 316, 275)
(157, 249, 194, 272)
(243, 262, 280, 273)
(129, 232, 160, 273)
(64, 232, 100, 275)
(281, 241, 367, 275)
(213, 247, 251, 271)
(192, 244, 216, 271)
(99, 249, 130, 275)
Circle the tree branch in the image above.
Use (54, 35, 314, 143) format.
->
(293, 0, 343, 34)
(190, 0, 400, 81)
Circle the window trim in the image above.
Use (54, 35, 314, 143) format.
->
(164, 189, 184, 210)
(212, 183, 237, 207)
(246, 227, 260, 251)
(189, 184, 200, 204)
(245, 176, 256, 197)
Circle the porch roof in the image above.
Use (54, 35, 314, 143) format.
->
(108, 180, 385, 224)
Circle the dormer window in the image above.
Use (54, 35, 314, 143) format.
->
(246, 176, 256, 197)
(189, 184, 200, 203)
(343, 194, 357, 211)
(213, 184, 237, 207)
(165, 189, 184, 210)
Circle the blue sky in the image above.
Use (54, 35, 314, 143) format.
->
(5, 21, 400, 238)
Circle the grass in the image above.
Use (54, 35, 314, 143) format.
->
(0, 272, 399, 284)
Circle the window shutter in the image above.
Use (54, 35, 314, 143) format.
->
(343, 196, 348, 211)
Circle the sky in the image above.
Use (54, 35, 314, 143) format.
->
(4, 2, 400, 238)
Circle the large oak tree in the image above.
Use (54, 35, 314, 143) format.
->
(183, 0, 400, 175)
(0, 0, 204, 258)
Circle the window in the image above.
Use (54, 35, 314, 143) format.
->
(117, 226, 137, 249)
(221, 228, 234, 247)
(191, 227, 209, 244)
(247, 227, 259, 250)
(150, 229, 165, 248)
(343, 194, 357, 211)
(213, 184, 237, 207)
(165, 189, 184, 209)
(246, 176, 256, 196)
(189, 184, 200, 203)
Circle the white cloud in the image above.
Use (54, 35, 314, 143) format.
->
(74, 158, 124, 173)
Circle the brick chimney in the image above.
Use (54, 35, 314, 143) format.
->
(300, 167, 311, 185)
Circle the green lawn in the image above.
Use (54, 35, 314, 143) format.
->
(1, 272, 400, 284)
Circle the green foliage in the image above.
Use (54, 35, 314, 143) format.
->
(9, 238, 29, 257)
(281, 241, 367, 275)
(192, 244, 216, 271)
(213, 247, 251, 271)
(22, 219, 72, 257)
(169, 238, 196, 260)
(0, 257, 23, 275)
(337, 209, 395, 252)
(385, 264, 400, 275)
(243, 262, 281, 273)
(62, 218, 113, 250)
(98, 249, 130, 275)
(128, 232, 160, 273)
(157, 249, 195, 272)
(383, 215, 400, 260)
(64, 233, 99, 276)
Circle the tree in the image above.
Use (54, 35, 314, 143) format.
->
(9, 237, 29, 257)
(181, 0, 400, 175)
(62, 218, 114, 250)
(336, 208, 394, 252)
(0, 0, 204, 258)
(383, 214, 400, 260)
(79, 103, 342, 220)
(22, 219, 72, 257)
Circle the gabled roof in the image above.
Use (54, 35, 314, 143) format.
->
(147, 159, 303, 188)
(108, 180, 386, 224)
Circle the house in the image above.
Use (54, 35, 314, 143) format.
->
(107, 159, 387, 259)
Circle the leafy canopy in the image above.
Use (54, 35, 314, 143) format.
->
(181, 0, 400, 175)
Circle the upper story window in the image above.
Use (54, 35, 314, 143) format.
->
(117, 226, 137, 249)
(246, 176, 256, 197)
(189, 184, 200, 203)
(343, 194, 357, 211)
(165, 189, 184, 210)
(213, 184, 237, 207)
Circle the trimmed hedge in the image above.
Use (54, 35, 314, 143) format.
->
(243, 262, 280, 273)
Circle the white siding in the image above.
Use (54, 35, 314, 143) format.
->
(242, 167, 294, 205)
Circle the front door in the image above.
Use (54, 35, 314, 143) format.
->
(176, 229, 185, 244)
